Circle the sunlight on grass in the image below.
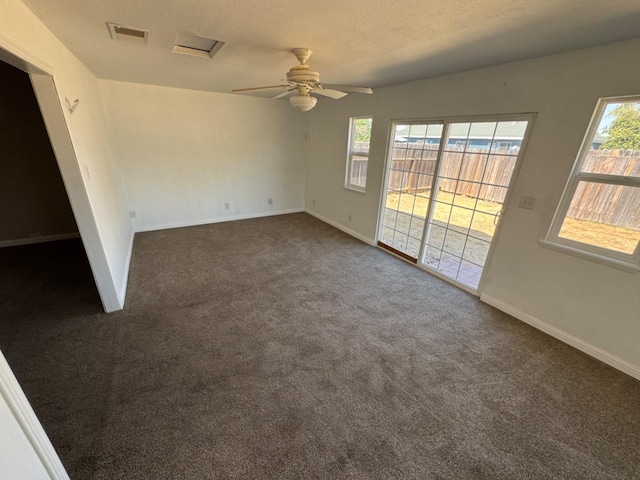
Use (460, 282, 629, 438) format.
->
(386, 190, 640, 255)
(560, 218, 640, 254)
(386, 190, 500, 241)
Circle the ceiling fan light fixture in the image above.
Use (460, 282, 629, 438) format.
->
(231, 48, 373, 111)
(289, 94, 317, 112)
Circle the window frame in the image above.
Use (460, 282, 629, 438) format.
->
(542, 96, 640, 272)
(344, 116, 372, 193)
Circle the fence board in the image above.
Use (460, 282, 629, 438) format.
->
(365, 145, 640, 231)
(568, 150, 640, 230)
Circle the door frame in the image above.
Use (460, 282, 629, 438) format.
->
(376, 113, 537, 295)
(0, 32, 122, 480)
(0, 36, 121, 312)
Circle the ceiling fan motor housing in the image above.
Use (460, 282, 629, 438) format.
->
(286, 64, 320, 86)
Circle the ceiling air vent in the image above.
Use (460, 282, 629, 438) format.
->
(107, 23, 148, 44)
(172, 32, 224, 59)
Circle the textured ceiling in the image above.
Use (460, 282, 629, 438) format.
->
(20, 0, 640, 96)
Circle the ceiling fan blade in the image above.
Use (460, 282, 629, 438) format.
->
(232, 85, 289, 94)
(314, 88, 348, 99)
(272, 89, 295, 100)
(322, 84, 373, 94)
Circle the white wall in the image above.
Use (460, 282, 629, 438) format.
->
(305, 38, 640, 377)
(0, 0, 133, 310)
(99, 81, 306, 231)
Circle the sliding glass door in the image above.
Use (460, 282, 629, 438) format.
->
(378, 122, 443, 260)
(378, 116, 533, 291)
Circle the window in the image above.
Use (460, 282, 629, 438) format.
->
(345, 116, 372, 191)
(544, 96, 640, 271)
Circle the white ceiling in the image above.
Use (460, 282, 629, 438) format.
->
(20, 0, 640, 96)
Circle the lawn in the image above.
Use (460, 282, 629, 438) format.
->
(384, 189, 639, 259)
(382, 191, 497, 266)
(559, 218, 640, 255)
(385, 190, 500, 239)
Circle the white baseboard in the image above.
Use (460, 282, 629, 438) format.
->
(134, 208, 305, 233)
(304, 209, 376, 246)
(117, 227, 135, 308)
(0, 351, 70, 479)
(481, 294, 640, 381)
(0, 232, 80, 248)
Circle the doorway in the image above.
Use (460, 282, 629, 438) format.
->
(0, 45, 122, 311)
(0, 61, 80, 246)
(378, 116, 534, 292)
(0, 38, 123, 480)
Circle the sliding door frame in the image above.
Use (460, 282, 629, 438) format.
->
(376, 113, 537, 295)
(376, 119, 445, 262)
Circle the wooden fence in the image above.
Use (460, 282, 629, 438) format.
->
(567, 150, 640, 230)
(387, 144, 514, 203)
(379, 143, 640, 231)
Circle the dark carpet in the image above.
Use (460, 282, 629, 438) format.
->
(0, 213, 639, 479)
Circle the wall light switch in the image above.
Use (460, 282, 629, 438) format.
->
(518, 195, 537, 210)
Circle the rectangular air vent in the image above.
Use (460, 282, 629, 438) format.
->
(107, 23, 148, 44)
(172, 32, 224, 59)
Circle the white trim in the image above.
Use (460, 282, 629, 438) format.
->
(480, 294, 640, 381)
(374, 243, 481, 296)
(30, 74, 123, 313)
(377, 114, 536, 295)
(134, 208, 305, 233)
(0, 351, 70, 480)
(415, 260, 479, 296)
(305, 209, 376, 246)
(0, 43, 123, 313)
(0, 32, 53, 75)
(344, 116, 372, 191)
(344, 185, 367, 194)
(117, 228, 135, 306)
(0, 232, 79, 248)
(545, 96, 640, 267)
(538, 238, 639, 273)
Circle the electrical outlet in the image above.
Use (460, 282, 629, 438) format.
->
(268, 197, 273, 205)
(129, 210, 137, 218)
(224, 203, 230, 210)
(518, 195, 537, 210)
(348, 214, 352, 222)
(312, 199, 315, 206)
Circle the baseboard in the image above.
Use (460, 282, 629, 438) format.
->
(117, 227, 135, 307)
(304, 209, 376, 246)
(0, 351, 70, 479)
(134, 208, 305, 233)
(0, 232, 80, 248)
(480, 294, 640, 381)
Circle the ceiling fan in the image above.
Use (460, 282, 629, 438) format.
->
(232, 48, 373, 112)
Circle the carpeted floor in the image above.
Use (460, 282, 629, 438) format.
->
(0, 213, 639, 479)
